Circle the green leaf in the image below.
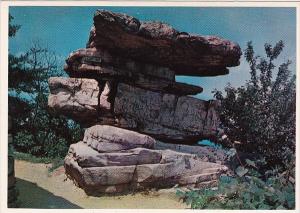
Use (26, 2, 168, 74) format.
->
(245, 159, 256, 168)
(226, 148, 237, 158)
(175, 189, 186, 198)
(235, 166, 249, 177)
(276, 205, 286, 210)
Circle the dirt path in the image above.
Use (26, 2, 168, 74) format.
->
(15, 160, 188, 209)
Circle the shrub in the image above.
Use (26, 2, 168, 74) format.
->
(177, 41, 296, 210)
(213, 41, 296, 168)
(9, 15, 84, 159)
(177, 158, 295, 209)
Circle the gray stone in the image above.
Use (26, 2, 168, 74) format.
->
(48, 77, 101, 124)
(83, 125, 156, 152)
(99, 81, 113, 112)
(64, 48, 202, 96)
(65, 155, 136, 186)
(154, 140, 227, 163)
(65, 48, 175, 81)
(65, 138, 228, 193)
(114, 83, 219, 142)
(69, 141, 162, 167)
(87, 10, 241, 76)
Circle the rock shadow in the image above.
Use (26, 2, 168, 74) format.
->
(14, 178, 82, 209)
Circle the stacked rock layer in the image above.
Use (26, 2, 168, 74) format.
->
(65, 125, 228, 194)
(48, 10, 241, 194)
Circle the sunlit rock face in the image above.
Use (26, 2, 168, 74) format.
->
(48, 77, 219, 143)
(114, 83, 220, 143)
(48, 9, 241, 194)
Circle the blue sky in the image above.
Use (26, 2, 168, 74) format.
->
(9, 7, 296, 100)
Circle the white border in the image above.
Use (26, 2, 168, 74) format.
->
(0, 1, 299, 213)
(1, 1, 300, 6)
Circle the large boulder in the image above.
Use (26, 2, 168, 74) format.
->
(65, 126, 228, 194)
(83, 125, 156, 152)
(69, 142, 162, 167)
(87, 10, 241, 76)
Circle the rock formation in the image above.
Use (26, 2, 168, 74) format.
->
(65, 125, 228, 194)
(48, 10, 241, 194)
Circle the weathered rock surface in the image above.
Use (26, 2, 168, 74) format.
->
(83, 125, 156, 152)
(69, 142, 162, 167)
(87, 10, 241, 76)
(65, 48, 175, 80)
(48, 77, 219, 143)
(64, 125, 228, 194)
(114, 83, 219, 142)
(64, 48, 203, 96)
(48, 9, 240, 196)
(154, 140, 227, 164)
(48, 77, 101, 124)
(48, 77, 117, 125)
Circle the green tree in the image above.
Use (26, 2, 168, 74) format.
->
(9, 14, 20, 37)
(9, 14, 83, 158)
(214, 41, 295, 168)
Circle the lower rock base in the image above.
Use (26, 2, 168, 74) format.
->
(65, 140, 228, 195)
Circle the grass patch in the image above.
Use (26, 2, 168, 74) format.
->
(48, 158, 65, 173)
(13, 151, 64, 173)
(14, 151, 53, 163)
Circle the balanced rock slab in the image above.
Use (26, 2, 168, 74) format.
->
(64, 48, 203, 95)
(65, 48, 175, 81)
(87, 10, 241, 76)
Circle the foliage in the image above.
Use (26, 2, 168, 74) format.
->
(177, 157, 295, 210)
(213, 41, 296, 168)
(13, 151, 64, 174)
(9, 14, 83, 158)
(9, 14, 20, 37)
(13, 151, 53, 164)
(177, 41, 296, 210)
